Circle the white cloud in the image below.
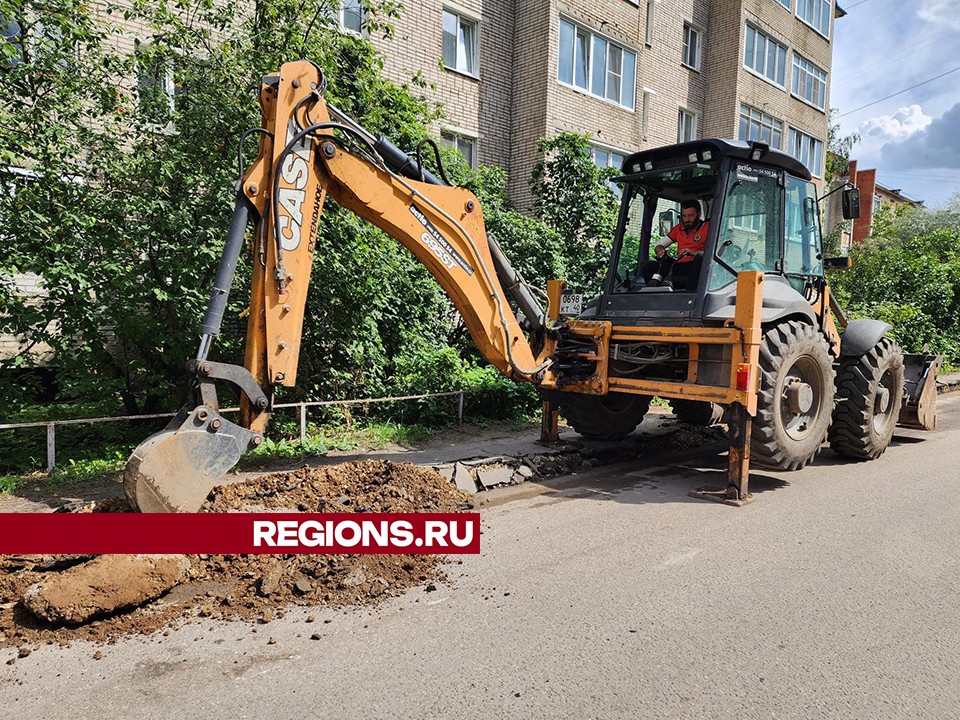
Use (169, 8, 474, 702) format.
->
(880, 101, 960, 170)
(858, 105, 932, 141)
(918, 1, 960, 31)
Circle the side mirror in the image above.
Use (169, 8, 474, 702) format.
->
(658, 209, 677, 237)
(841, 187, 861, 220)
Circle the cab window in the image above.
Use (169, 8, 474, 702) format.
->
(711, 163, 783, 290)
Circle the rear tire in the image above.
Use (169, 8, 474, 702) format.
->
(558, 392, 651, 441)
(671, 399, 724, 427)
(829, 337, 904, 460)
(752, 321, 836, 470)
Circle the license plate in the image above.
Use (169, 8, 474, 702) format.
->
(559, 293, 582, 316)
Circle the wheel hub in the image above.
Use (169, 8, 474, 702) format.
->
(875, 386, 891, 414)
(785, 381, 814, 414)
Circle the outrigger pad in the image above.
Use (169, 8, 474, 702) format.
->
(689, 485, 755, 507)
(123, 405, 262, 513)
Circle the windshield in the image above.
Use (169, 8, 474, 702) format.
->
(711, 163, 783, 290)
(611, 164, 717, 293)
(784, 175, 823, 278)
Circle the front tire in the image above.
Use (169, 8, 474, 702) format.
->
(751, 321, 836, 470)
(558, 392, 651, 441)
(829, 337, 904, 460)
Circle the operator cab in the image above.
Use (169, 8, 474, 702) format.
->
(600, 139, 826, 324)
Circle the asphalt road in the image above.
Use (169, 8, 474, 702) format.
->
(3, 394, 960, 719)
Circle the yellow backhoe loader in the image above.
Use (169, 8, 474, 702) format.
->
(124, 60, 939, 512)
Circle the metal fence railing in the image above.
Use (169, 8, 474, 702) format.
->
(0, 390, 465, 475)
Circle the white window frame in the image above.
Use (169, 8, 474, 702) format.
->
(339, 0, 363, 35)
(442, 7, 479, 78)
(557, 17, 637, 110)
(440, 128, 477, 168)
(590, 143, 628, 171)
(787, 127, 824, 178)
(791, 52, 827, 111)
(774, 0, 791, 8)
(796, 0, 831, 39)
(677, 108, 698, 143)
(738, 104, 784, 149)
(135, 39, 179, 132)
(591, 143, 629, 195)
(682, 23, 701, 71)
(743, 23, 788, 89)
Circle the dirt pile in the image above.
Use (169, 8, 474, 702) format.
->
(0, 460, 470, 651)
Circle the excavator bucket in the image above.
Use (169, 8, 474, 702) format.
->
(898, 351, 941, 430)
(124, 405, 262, 513)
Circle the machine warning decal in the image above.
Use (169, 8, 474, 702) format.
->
(409, 205, 474, 275)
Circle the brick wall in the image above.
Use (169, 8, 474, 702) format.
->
(704, 0, 832, 177)
(370, 0, 836, 208)
(0, 273, 55, 363)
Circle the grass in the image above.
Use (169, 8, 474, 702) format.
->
(240, 420, 440, 467)
(0, 421, 446, 495)
(0, 449, 129, 495)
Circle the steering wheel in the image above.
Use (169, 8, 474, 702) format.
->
(718, 238, 743, 263)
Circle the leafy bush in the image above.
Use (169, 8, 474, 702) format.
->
(831, 199, 960, 364)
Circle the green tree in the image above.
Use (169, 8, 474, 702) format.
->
(530, 132, 620, 290)
(0, 0, 457, 414)
(831, 196, 960, 363)
(825, 109, 860, 185)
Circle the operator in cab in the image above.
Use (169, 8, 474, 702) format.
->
(642, 199, 708, 292)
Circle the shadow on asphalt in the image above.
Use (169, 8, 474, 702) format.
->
(500, 442, 791, 508)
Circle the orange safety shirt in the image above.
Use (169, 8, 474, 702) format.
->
(667, 220, 709, 263)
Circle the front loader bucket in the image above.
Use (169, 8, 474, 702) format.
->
(898, 351, 941, 431)
(124, 405, 263, 513)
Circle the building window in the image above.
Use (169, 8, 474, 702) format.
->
(791, 53, 827, 110)
(797, 0, 831, 38)
(2, 19, 22, 65)
(558, 18, 636, 109)
(774, 0, 791, 8)
(744, 24, 787, 87)
(739, 105, 783, 148)
(678, 109, 697, 142)
(682, 23, 701, 70)
(441, 130, 476, 168)
(135, 43, 181, 128)
(641, 88, 655, 139)
(591, 146, 626, 171)
(788, 127, 824, 177)
(645, 1, 655, 45)
(592, 145, 627, 194)
(442, 9, 477, 76)
(339, 0, 363, 33)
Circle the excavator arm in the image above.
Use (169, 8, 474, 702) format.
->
(124, 60, 554, 512)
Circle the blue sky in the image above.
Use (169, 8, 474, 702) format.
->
(831, 0, 960, 207)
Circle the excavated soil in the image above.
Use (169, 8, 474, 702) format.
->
(0, 460, 470, 651)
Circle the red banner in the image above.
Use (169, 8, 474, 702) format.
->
(0, 513, 480, 554)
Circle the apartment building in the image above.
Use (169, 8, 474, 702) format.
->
(365, 0, 842, 209)
(823, 159, 924, 251)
